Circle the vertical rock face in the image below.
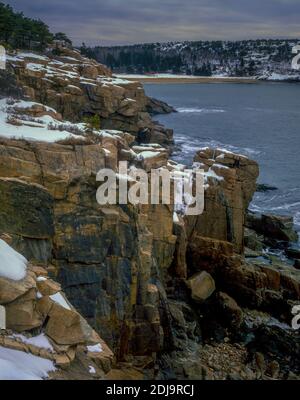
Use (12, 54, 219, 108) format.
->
(0, 70, 23, 99)
(190, 148, 259, 253)
(0, 136, 177, 358)
(1, 133, 300, 379)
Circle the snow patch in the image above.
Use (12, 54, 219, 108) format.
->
(87, 343, 103, 353)
(10, 333, 54, 352)
(0, 239, 27, 281)
(137, 151, 161, 160)
(89, 365, 96, 374)
(177, 108, 226, 114)
(0, 346, 56, 380)
(49, 292, 71, 311)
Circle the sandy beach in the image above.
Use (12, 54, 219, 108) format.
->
(116, 74, 259, 84)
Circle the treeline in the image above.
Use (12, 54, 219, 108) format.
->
(81, 44, 185, 74)
(81, 39, 298, 76)
(0, 3, 72, 50)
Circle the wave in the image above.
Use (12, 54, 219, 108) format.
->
(174, 135, 262, 158)
(294, 212, 300, 227)
(176, 107, 226, 114)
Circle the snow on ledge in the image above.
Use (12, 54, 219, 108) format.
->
(87, 343, 103, 353)
(9, 333, 54, 352)
(49, 292, 71, 311)
(0, 346, 55, 380)
(0, 239, 27, 281)
(0, 98, 86, 143)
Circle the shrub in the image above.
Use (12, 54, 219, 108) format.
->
(83, 114, 101, 131)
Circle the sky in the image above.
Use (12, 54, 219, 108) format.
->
(6, 0, 300, 46)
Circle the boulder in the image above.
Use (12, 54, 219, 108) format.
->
(6, 288, 43, 332)
(261, 214, 298, 243)
(45, 300, 95, 346)
(187, 271, 216, 302)
(0, 270, 36, 305)
(137, 150, 168, 171)
(246, 212, 298, 243)
(37, 278, 61, 296)
(146, 97, 176, 115)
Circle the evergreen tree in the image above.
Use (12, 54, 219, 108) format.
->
(0, 2, 53, 50)
(54, 32, 72, 46)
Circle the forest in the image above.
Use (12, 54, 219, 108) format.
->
(0, 2, 71, 50)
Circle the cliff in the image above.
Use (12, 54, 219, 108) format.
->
(6, 46, 173, 146)
(0, 49, 299, 380)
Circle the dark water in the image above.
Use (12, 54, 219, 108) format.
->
(145, 82, 300, 235)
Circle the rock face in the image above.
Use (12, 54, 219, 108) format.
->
(0, 125, 299, 379)
(0, 242, 113, 379)
(1, 51, 300, 380)
(7, 47, 173, 146)
(0, 134, 176, 359)
(0, 70, 23, 99)
(191, 148, 259, 254)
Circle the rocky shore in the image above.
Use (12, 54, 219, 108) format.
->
(0, 45, 299, 380)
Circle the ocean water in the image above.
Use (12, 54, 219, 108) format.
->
(144, 82, 300, 235)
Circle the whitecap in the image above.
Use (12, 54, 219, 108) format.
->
(176, 107, 226, 114)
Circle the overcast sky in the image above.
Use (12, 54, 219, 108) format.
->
(6, 0, 300, 46)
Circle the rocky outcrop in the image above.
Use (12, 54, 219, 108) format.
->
(6, 47, 173, 146)
(1, 113, 299, 379)
(0, 129, 177, 360)
(246, 212, 299, 245)
(190, 148, 259, 254)
(1, 50, 300, 380)
(0, 239, 113, 379)
(146, 97, 176, 115)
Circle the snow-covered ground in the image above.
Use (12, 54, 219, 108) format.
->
(265, 72, 300, 81)
(0, 346, 56, 380)
(0, 239, 27, 281)
(0, 98, 88, 142)
(0, 98, 129, 143)
(116, 73, 201, 79)
(116, 74, 257, 81)
(9, 333, 54, 352)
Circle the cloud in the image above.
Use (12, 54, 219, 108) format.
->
(6, 0, 300, 45)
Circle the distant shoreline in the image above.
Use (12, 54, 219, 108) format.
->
(116, 74, 300, 84)
(116, 75, 260, 84)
